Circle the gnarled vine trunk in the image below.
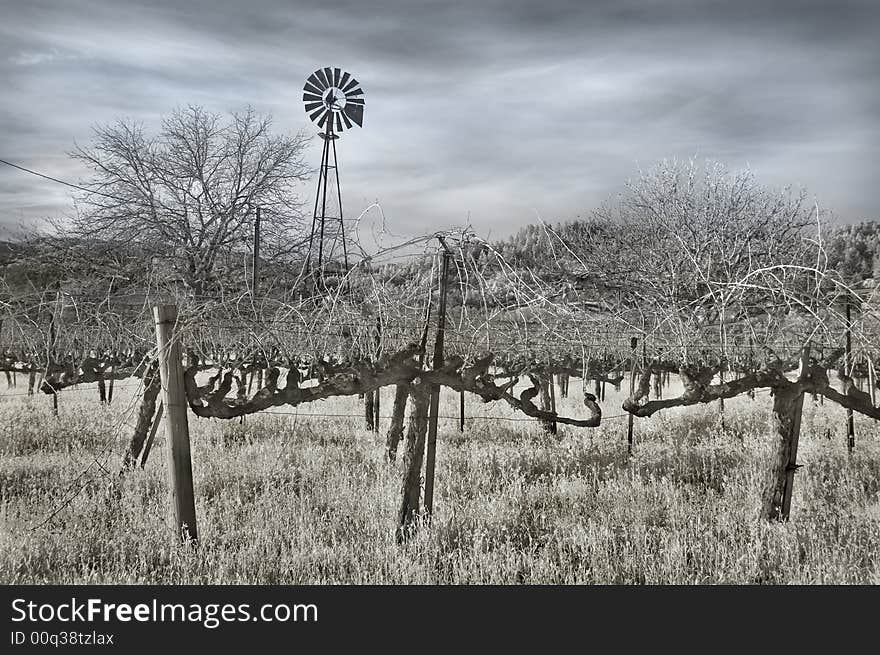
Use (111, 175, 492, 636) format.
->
(122, 363, 161, 471)
(397, 380, 430, 543)
(537, 376, 557, 435)
(761, 383, 805, 521)
(386, 383, 410, 462)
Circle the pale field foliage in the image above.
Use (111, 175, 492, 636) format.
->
(0, 376, 878, 584)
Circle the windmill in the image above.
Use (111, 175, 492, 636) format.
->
(302, 67, 365, 285)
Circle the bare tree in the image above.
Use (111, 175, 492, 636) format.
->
(581, 159, 880, 520)
(69, 105, 311, 296)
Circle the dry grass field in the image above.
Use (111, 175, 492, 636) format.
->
(1, 377, 879, 584)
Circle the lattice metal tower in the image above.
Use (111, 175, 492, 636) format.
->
(302, 67, 365, 283)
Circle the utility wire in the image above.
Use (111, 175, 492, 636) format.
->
(0, 157, 128, 203)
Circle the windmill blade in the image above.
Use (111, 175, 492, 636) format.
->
(317, 110, 330, 128)
(309, 107, 327, 123)
(315, 68, 330, 89)
(333, 67, 342, 87)
(345, 97, 364, 106)
(303, 91, 323, 104)
(343, 103, 364, 127)
(323, 67, 334, 88)
(339, 110, 353, 130)
(304, 101, 323, 113)
(338, 70, 351, 91)
(335, 113, 343, 132)
(307, 71, 326, 91)
(341, 77, 360, 93)
(304, 80, 323, 96)
(346, 86, 364, 98)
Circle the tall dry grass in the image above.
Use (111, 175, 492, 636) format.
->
(0, 379, 878, 584)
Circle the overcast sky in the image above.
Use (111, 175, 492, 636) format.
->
(1, 0, 878, 244)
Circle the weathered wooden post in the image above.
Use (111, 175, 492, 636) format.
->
(845, 302, 855, 452)
(424, 246, 451, 517)
(252, 205, 261, 295)
(373, 316, 382, 434)
(97, 375, 107, 404)
(364, 388, 375, 431)
(459, 389, 465, 432)
(373, 388, 381, 433)
(627, 336, 638, 456)
(153, 304, 198, 543)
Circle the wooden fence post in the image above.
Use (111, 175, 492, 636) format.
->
(845, 301, 855, 452)
(153, 304, 198, 544)
(424, 247, 451, 517)
(364, 389, 375, 431)
(627, 337, 637, 456)
(459, 389, 465, 432)
(374, 316, 382, 434)
(252, 205, 261, 295)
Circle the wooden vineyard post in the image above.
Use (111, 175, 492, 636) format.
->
(548, 372, 558, 434)
(373, 316, 382, 434)
(373, 388, 381, 434)
(459, 389, 465, 432)
(845, 301, 855, 453)
(627, 336, 637, 456)
(153, 304, 198, 544)
(364, 390, 375, 431)
(252, 205, 261, 295)
(868, 358, 877, 409)
(424, 246, 451, 518)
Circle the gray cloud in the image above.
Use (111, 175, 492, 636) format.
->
(1, 0, 878, 240)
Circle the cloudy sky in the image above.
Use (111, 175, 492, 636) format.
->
(1, 0, 878, 244)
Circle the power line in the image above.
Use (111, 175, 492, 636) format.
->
(0, 157, 128, 203)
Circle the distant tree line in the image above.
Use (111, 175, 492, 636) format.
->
(497, 217, 880, 287)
